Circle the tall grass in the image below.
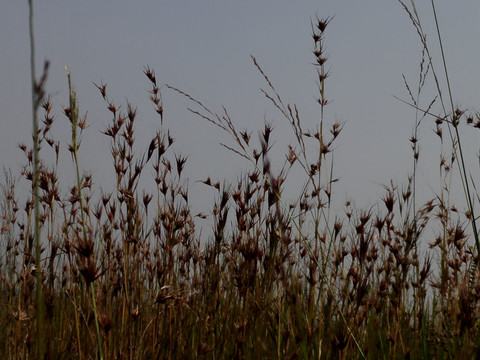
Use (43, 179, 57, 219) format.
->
(2, 1, 480, 358)
(28, 0, 47, 358)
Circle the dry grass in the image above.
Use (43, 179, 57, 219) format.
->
(2, 2, 480, 359)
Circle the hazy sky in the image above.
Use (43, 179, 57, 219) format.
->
(1, 1, 480, 215)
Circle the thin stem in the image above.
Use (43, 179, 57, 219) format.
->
(28, 0, 45, 358)
(431, 0, 480, 261)
(66, 68, 104, 360)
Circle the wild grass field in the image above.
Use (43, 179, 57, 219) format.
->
(2, 1, 480, 359)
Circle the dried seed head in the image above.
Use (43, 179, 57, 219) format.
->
(94, 81, 107, 100)
(316, 15, 333, 33)
(144, 66, 157, 86)
(382, 191, 395, 214)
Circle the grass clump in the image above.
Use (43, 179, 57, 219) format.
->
(3, 1, 480, 358)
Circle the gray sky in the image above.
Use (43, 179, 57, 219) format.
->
(1, 1, 480, 216)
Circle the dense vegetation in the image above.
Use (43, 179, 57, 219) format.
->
(2, 1, 480, 358)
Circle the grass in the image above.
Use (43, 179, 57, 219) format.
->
(2, 1, 480, 358)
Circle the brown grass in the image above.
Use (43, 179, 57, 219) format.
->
(2, 3, 480, 359)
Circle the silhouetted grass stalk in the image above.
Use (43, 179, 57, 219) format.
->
(429, 0, 480, 261)
(28, 1, 45, 358)
(400, 0, 480, 267)
(66, 67, 104, 360)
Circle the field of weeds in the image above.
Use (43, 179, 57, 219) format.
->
(2, 1, 480, 359)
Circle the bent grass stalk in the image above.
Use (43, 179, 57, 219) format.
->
(429, 0, 480, 261)
(399, 0, 480, 270)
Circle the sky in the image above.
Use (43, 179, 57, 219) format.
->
(1, 1, 480, 218)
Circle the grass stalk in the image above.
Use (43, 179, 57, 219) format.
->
(429, 0, 480, 261)
(66, 67, 104, 360)
(28, 1, 45, 358)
